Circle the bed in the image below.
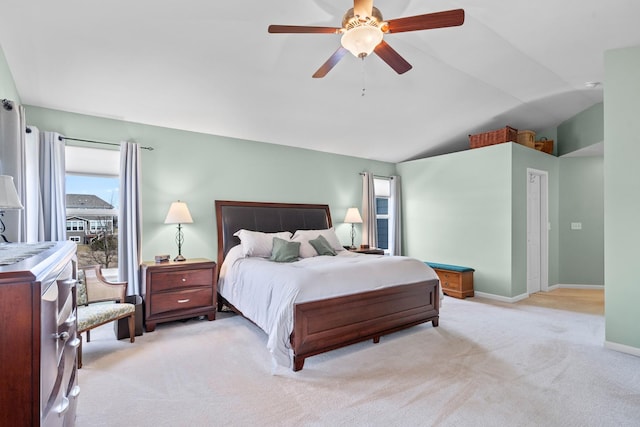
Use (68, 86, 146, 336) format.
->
(215, 200, 440, 372)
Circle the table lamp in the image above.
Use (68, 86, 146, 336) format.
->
(343, 207, 363, 249)
(0, 175, 24, 243)
(164, 200, 193, 261)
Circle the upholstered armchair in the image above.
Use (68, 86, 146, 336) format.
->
(76, 265, 136, 368)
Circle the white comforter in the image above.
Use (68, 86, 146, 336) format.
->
(218, 246, 440, 371)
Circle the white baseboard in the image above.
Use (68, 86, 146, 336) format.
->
(473, 291, 529, 303)
(556, 283, 604, 290)
(474, 284, 603, 304)
(604, 341, 640, 358)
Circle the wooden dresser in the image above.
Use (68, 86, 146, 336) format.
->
(0, 241, 79, 426)
(142, 258, 217, 332)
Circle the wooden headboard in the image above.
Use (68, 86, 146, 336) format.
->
(214, 200, 333, 267)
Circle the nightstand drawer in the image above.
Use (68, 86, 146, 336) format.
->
(150, 287, 213, 315)
(150, 268, 213, 292)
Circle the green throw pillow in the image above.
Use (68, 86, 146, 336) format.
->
(270, 237, 301, 262)
(309, 234, 337, 256)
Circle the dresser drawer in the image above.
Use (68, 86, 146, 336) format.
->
(150, 268, 213, 292)
(435, 269, 461, 291)
(150, 287, 213, 315)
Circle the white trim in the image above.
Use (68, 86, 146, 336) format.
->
(604, 341, 640, 358)
(473, 291, 529, 303)
(557, 284, 605, 290)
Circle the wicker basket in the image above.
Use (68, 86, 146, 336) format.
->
(534, 138, 554, 154)
(517, 130, 536, 149)
(469, 126, 518, 149)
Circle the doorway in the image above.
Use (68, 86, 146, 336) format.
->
(527, 168, 549, 294)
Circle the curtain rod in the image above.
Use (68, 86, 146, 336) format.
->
(58, 135, 154, 151)
(359, 172, 393, 179)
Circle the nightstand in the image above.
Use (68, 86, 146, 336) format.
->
(141, 258, 217, 332)
(348, 248, 385, 255)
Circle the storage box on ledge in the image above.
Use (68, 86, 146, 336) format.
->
(469, 126, 518, 149)
(517, 130, 536, 148)
(534, 137, 554, 154)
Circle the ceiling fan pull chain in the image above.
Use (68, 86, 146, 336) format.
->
(361, 57, 366, 96)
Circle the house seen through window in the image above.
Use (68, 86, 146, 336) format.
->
(65, 146, 120, 269)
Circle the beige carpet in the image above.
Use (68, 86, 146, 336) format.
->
(76, 291, 640, 426)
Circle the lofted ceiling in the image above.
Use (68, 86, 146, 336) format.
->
(1, 0, 639, 163)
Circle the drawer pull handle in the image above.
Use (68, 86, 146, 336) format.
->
(182, 278, 187, 282)
(177, 298, 190, 304)
(55, 331, 70, 342)
(55, 397, 70, 416)
(70, 385, 81, 399)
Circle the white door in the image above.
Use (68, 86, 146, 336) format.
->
(527, 169, 549, 294)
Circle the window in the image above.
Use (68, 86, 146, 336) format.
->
(66, 220, 85, 231)
(65, 146, 120, 268)
(374, 178, 391, 251)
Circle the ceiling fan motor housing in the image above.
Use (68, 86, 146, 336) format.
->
(341, 7, 385, 57)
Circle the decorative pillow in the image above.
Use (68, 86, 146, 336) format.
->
(309, 234, 337, 256)
(270, 237, 301, 263)
(233, 229, 293, 258)
(292, 228, 344, 258)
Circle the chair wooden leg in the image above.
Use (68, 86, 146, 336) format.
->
(128, 313, 135, 343)
(77, 334, 83, 369)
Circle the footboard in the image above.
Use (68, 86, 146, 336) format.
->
(291, 279, 439, 371)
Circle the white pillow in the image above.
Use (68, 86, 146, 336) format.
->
(292, 228, 344, 258)
(233, 229, 293, 258)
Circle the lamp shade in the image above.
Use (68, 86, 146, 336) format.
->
(164, 201, 193, 224)
(344, 207, 363, 224)
(0, 175, 23, 209)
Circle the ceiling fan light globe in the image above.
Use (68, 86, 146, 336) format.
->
(341, 25, 383, 58)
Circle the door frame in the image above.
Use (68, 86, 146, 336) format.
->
(526, 168, 549, 294)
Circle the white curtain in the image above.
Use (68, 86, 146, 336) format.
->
(361, 172, 377, 248)
(118, 141, 142, 296)
(24, 127, 45, 242)
(0, 99, 26, 242)
(389, 175, 402, 256)
(38, 132, 67, 241)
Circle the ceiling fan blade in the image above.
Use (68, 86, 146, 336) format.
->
(312, 47, 349, 78)
(386, 9, 465, 34)
(353, 0, 373, 18)
(373, 40, 412, 74)
(268, 25, 341, 34)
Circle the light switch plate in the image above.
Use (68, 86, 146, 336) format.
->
(571, 222, 582, 230)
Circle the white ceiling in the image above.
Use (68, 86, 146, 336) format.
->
(1, 0, 639, 163)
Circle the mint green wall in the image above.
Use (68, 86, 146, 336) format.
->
(399, 142, 560, 299)
(511, 144, 560, 294)
(558, 157, 604, 285)
(557, 103, 604, 156)
(0, 45, 20, 102)
(398, 143, 514, 297)
(604, 46, 640, 351)
(24, 106, 396, 262)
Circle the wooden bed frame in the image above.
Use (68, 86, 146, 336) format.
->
(215, 200, 439, 371)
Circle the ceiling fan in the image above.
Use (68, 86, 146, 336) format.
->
(268, 0, 465, 78)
